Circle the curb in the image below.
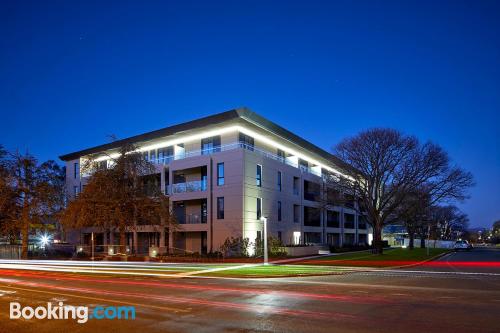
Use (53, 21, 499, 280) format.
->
(383, 250, 452, 270)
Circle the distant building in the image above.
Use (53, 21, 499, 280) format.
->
(60, 108, 372, 255)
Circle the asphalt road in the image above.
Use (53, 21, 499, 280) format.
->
(0, 248, 499, 333)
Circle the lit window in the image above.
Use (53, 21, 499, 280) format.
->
(256, 165, 262, 187)
(217, 163, 225, 186)
(257, 197, 262, 220)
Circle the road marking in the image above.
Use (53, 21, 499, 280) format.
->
(391, 293, 411, 296)
(0, 284, 189, 313)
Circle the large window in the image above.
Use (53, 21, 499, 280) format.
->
(304, 180, 320, 201)
(201, 136, 221, 155)
(327, 211, 340, 228)
(217, 197, 224, 219)
(277, 201, 282, 221)
(304, 206, 321, 227)
(256, 165, 262, 187)
(239, 133, 254, 150)
(344, 213, 355, 229)
(256, 197, 262, 220)
(277, 171, 282, 191)
(158, 146, 174, 163)
(217, 163, 225, 186)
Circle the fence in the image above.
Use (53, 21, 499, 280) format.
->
(0, 244, 22, 259)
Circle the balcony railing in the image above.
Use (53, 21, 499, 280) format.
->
(150, 142, 323, 177)
(177, 214, 206, 224)
(167, 180, 207, 194)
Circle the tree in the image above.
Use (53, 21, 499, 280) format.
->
(430, 205, 468, 241)
(393, 190, 431, 249)
(332, 128, 474, 254)
(0, 148, 65, 258)
(61, 144, 175, 254)
(492, 220, 500, 244)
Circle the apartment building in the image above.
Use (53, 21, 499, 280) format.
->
(60, 108, 371, 255)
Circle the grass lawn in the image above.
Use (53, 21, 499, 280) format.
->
(201, 264, 343, 278)
(296, 247, 450, 267)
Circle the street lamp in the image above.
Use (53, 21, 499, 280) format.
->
(261, 217, 269, 265)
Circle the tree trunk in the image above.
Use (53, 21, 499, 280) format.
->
(119, 228, 126, 255)
(373, 220, 384, 254)
(420, 237, 426, 248)
(21, 208, 29, 259)
(408, 231, 415, 250)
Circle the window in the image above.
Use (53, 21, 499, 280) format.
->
(239, 133, 254, 150)
(149, 149, 156, 162)
(256, 165, 262, 187)
(293, 204, 300, 223)
(304, 232, 321, 244)
(304, 206, 321, 227)
(327, 211, 340, 228)
(201, 199, 207, 224)
(217, 163, 225, 186)
(304, 180, 320, 201)
(256, 198, 262, 220)
(201, 166, 207, 191)
(298, 158, 308, 172)
(358, 216, 367, 229)
(73, 162, 78, 179)
(277, 171, 282, 191)
(344, 213, 355, 229)
(158, 146, 174, 164)
(201, 136, 221, 155)
(217, 197, 224, 219)
(73, 186, 80, 196)
(293, 177, 299, 195)
(277, 201, 282, 221)
(277, 149, 285, 161)
(277, 231, 282, 242)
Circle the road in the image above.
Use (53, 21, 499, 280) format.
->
(0, 248, 499, 333)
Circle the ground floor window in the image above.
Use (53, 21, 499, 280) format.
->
(304, 232, 321, 244)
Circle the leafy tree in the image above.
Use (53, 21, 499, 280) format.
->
(332, 128, 474, 254)
(61, 144, 175, 254)
(0, 148, 65, 258)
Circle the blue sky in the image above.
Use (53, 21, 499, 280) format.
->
(1, 0, 499, 228)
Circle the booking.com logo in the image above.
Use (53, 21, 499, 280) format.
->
(10, 302, 136, 323)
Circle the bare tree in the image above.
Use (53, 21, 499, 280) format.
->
(61, 143, 176, 254)
(0, 148, 65, 258)
(331, 128, 474, 254)
(429, 205, 468, 241)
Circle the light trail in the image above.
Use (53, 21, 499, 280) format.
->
(0, 278, 357, 321)
(0, 269, 391, 304)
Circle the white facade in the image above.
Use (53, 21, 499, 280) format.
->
(62, 108, 371, 255)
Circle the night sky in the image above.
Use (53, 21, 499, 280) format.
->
(1, 0, 499, 228)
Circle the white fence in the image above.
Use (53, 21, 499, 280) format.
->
(403, 239, 455, 249)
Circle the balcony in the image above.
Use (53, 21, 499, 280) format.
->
(150, 142, 323, 177)
(167, 180, 207, 194)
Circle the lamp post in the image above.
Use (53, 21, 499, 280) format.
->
(262, 217, 269, 265)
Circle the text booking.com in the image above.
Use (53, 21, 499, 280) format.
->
(10, 302, 136, 323)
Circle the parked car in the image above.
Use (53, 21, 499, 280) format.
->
(453, 240, 473, 251)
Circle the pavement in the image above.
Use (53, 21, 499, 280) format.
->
(0, 247, 499, 333)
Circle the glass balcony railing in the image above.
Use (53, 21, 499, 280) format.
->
(167, 180, 207, 194)
(176, 214, 207, 224)
(151, 142, 323, 177)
